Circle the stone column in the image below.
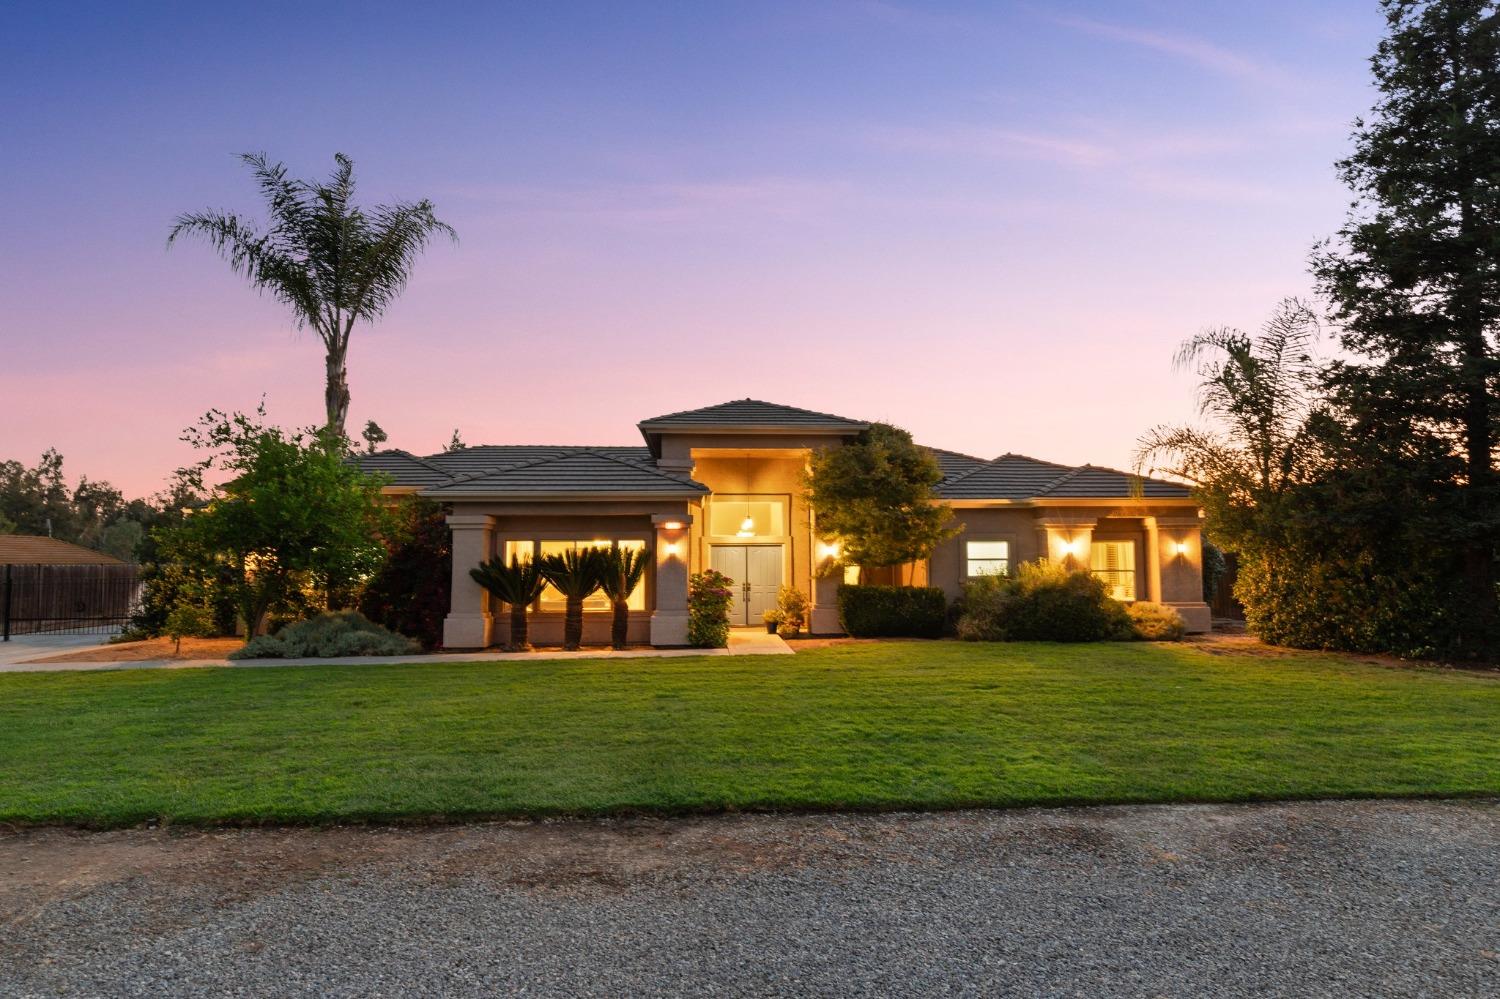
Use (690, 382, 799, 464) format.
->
(650, 513, 691, 646)
(1153, 515, 1212, 633)
(443, 513, 495, 649)
(1144, 517, 1163, 603)
(1036, 516, 1096, 571)
(809, 537, 843, 635)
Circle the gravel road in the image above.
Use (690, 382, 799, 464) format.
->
(4, 799, 1497, 997)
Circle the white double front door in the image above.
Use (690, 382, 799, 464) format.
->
(709, 544, 783, 626)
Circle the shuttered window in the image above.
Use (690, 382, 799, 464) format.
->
(1090, 541, 1136, 601)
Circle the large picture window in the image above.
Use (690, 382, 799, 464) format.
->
(503, 539, 647, 611)
(964, 540, 1010, 578)
(707, 496, 787, 539)
(1090, 540, 1136, 601)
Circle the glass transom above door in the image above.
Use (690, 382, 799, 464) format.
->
(708, 496, 787, 538)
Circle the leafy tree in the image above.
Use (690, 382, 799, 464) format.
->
(469, 553, 545, 652)
(538, 548, 607, 650)
(361, 420, 389, 454)
(803, 422, 957, 580)
(445, 429, 467, 452)
(163, 596, 215, 655)
(169, 153, 455, 437)
(359, 497, 452, 648)
(598, 547, 648, 650)
(1311, 0, 1500, 655)
(156, 407, 388, 637)
(0, 449, 155, 559)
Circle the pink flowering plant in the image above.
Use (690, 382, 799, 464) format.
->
(688, 569, 735, 648)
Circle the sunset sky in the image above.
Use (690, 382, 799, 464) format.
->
(2, 1, 1383, 497)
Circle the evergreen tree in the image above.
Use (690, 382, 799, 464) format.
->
(1312, 0, 1500, 656)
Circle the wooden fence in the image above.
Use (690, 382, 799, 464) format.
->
(1, 563, 140, 639)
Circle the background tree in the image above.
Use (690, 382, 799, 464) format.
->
(803, 422, 956, 582)
(157, 407, 388, 637)
(598, 546, 647, 650)
(1312, 0, 1500, 655)
(169, 153, 455, 437)
(361, 420, 389, 454)
(0, 449, 159, 560)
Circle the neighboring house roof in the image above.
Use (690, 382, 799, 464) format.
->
(351, 399, 1190, 503)
(423, 449, 709, 498)
(637, 398, 869, 432)
(0, 535, 127, 565)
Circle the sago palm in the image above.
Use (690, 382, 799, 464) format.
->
(539, 548, 608, 651)
(598, 547, 649, 650)
(470, 554, 546, 651)
(169, 153, 456, 438)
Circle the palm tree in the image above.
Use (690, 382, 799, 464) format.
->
(169, 153, 456, 438)
(469, 555, 546, 651)
(539, 548, 607, 651)
(599, 547, 649, 650)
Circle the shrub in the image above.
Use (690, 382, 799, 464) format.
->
(359, 498, 451, 649)
(837, 585, 946, 638)
(1125, 601, 1186, 641)
(163, 600, 215, 655)
(688, 569, 734, 648)
(229, 610, 419, 659)
(776, 585, 808, 634)
(956, 561, 1131, 642)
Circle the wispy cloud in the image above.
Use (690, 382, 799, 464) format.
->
(445, 177, 858, 227)
(866, 123, 1118, 168)
(1054, 15, 1290, 86)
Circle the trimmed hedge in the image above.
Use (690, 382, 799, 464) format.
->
(837, 584, 946, 638)
(956, 562, 1132, 643)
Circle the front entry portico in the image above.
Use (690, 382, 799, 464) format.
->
(710, 544, 783, 625)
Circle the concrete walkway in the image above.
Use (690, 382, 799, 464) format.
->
(0, 628, 793, 674)
(0, 633, 123, 666)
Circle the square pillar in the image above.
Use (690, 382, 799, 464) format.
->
(809, 536, 843, 635)
(650, 513, 691, 647)
(443, 513, 495, 649)
(1153, 515, 1212, 633)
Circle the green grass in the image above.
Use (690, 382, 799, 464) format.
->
(2, 641, 1497, 827)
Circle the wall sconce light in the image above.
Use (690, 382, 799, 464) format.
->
(1173, 541, 1189, 557)
(664, 541, 680, 557)
(1058, 538, 1080, 558)
(661, 520, 684, 531)
(818, 540, 841, 560)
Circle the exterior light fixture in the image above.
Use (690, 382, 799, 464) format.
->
(737, 516, 755, 538)
(661, 520, 684, 531)
(1173, 541, 1189, 557)
(664, 541, 680, 556)
(1058, 539, 1080, 557)
(818, 540, 841, 559)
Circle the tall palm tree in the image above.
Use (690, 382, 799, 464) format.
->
(470, 554, 546, 651)
(169, 153, 456, 437)
(539, 548, 607, 651)
(599, 547, 649, 650)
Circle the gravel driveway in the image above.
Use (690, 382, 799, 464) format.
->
(4, 799, 1497, 997)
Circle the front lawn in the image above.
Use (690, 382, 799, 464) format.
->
(2, 641, 1496, 827)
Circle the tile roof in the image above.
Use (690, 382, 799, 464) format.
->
(424, 449, 708, 497)
(0, 535, 127, 565)
(637, 398, 868, 431)
(353, 403, 1190, 503)
(350, 450, 452, 487)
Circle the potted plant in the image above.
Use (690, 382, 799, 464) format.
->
(775, 585, 808, 637)
(762, 608, 783, 634)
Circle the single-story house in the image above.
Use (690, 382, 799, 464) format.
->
(357, 399, 1210, 648)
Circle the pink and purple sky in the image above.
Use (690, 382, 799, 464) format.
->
(1, 1, 1382, 497)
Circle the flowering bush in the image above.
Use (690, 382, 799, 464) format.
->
(688, 569, 734, 648)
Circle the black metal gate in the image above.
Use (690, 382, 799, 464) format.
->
(1, 563, 140, 639)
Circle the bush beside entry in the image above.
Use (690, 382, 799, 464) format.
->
(228, 611, 419, 659)
(1126, 602, 1187, 642)
(837, 585, 946, 638)
(689, 569, 734, 648)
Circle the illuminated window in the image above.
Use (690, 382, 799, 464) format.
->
(1090, 541, 1136, 601)
(708, 497, 786, 538)
(505, 539, 647, 611)
(964, 540, 1010, 578)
